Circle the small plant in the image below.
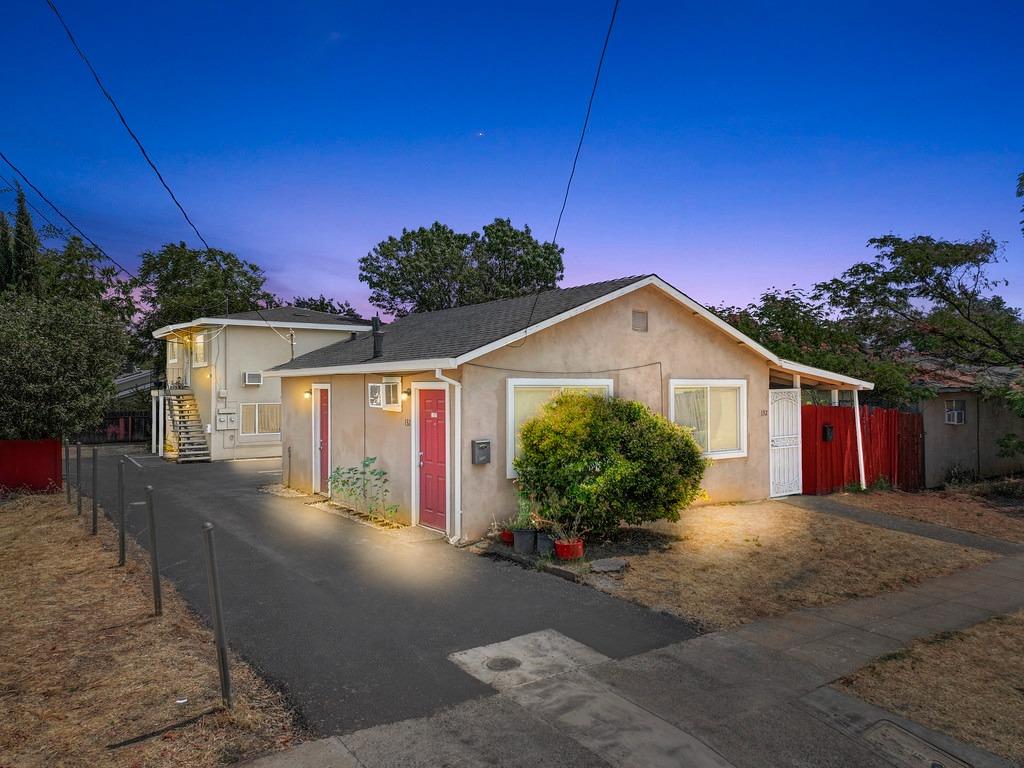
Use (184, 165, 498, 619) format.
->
(329, 456, 399, 525)
(869, 475, 892, 491)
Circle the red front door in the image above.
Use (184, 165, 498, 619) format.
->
(317, 388, 329, 492)
(418, 389, 447, 530)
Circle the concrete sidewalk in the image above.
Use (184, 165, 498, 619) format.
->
(245, 553, 1024, 767)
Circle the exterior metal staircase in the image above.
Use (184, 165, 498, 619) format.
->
(166, 389, 211, 463)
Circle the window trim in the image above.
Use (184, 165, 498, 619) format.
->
(506, 377, 614, 479)
(191, 332, 208, 368)
(944, 399, 966, 425)
(166, 340, 179, 364)
(240, 402, 282, 436)
(669, 378, 748, 459)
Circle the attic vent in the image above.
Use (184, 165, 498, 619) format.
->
(632, 310, 648, 332)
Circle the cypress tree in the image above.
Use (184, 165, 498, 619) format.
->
(11, 187, 41, 292)
(0, 212, 11, 289)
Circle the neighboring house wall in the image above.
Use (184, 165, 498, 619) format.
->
(281, 285, 773, 540)
(923, 390, 1024, 487)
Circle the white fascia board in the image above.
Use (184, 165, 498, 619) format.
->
(264, 358, 458, 378)
(452, 275, 781, 367)
(153, 317, 371, 339)
(777, 358, 875, 390)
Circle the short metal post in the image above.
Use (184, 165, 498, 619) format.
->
(145, 486, 162, 616)
(76, 443, 82, 516)
(287, 445, 292, 487)
(117, 460, 126, 567)
(91, 447, 99, 535)
(64, 439, 71, 503)
(202, 522, 233, 708)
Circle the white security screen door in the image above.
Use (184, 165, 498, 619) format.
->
(769, 389, 802, 497)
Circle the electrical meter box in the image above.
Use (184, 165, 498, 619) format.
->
(471, 439, 491, 465)
(216, 403, 238, 431)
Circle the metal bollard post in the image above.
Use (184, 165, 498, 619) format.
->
(202, 522, 233, 709)
(117, 460, 126, 567)
(287, 445, 292, 487)
(91, 447, 99, 535)
(76, 443, 82, 516)
(145, 486, 162, 616)
(64, 439, 71, 503)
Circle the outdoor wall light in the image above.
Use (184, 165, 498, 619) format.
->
(402, 387, 412, 400)
(303, 390, 312, 400)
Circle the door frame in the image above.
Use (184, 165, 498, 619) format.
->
(768, 387, 802, 497)
(411, 381, 450, 533)
(311, 383, 331, 494)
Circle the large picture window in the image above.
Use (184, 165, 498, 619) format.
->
(241, 403, 282, 436)
(506, 378, 613, 477)
(669, 379, 747, 459)
(191, 332, 207, 367)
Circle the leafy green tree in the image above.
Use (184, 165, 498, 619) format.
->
(38, 236, 134, 321)
(0, 292, 129, 439)
(291, 294, 363, 319)
(10, 187, 41, 292)
(514, 392, 707, 537)
(359, 218, 563, 316)
(132, 243, 276, 363)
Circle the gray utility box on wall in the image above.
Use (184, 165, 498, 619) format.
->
(471, 439, 491, 465)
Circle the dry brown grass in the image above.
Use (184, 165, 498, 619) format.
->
(583, 501, 995, 631)
(0, 493, 304, 768)
(838, 611, 1024, 765)
(838, 489, 1024, 544)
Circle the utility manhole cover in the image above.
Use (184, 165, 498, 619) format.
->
(484, 656, 522, 671)
(863, 721, 971, 768)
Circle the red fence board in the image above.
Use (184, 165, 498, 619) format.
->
(0, 438, 63, 492)
(802, 405, 923, 495)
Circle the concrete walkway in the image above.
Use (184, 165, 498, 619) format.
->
(245, 553, 1024, 767)
(784, 493, 1024, 556)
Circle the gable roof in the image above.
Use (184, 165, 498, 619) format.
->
(266, 274, 873, 389)
(152, 306, 372, 339)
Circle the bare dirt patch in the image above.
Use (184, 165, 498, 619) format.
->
(838, 611, 1024, 765)
(582, 501, 995, 631)
(838, 488, 1024, 544)
(0, 493, 304, 768)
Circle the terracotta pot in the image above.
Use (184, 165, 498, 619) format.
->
(554, 538, 584, 561)
(499, 529, 514, 545)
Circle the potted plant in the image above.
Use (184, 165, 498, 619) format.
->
(548, 511, 585, 561)
(511, 501, 536, 555)
(492, 515, 515, 545)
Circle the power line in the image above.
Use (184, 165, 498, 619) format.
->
(0, 170, 66, 236)
(552, 0, 621, 245)
(45, 0, 211, 250)
(0, 150, 136, 278)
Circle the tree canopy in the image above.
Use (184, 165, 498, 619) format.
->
(359, 218, 564, 316)
(291, 294, 363, 319)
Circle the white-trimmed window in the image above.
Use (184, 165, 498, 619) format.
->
(506, 378, 614, 478)
(944, 399, 966, 425)
(166, 340, 179, 364)
(240, 403, 282, 436)
(191, 332, 207, 367)
(669, 379, 747, 459)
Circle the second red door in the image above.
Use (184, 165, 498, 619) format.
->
(418, 389, 447, 530)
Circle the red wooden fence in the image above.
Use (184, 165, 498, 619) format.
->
(802, 405, 923, 495)
(0, 438, 63, 492)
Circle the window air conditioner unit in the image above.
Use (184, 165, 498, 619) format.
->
(243, 371, 263, 386)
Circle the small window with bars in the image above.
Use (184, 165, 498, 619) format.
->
(944, 399, 966, 425)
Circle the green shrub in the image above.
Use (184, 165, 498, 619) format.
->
(513, 392, 708, 536)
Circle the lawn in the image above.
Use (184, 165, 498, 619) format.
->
(837, 485, 1024, 544)
(582, 501, 995, 631)
(0, 493, 304, 767)
(838, 611, 1024, 765)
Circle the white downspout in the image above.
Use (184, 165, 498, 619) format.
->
(158, 393, 165, 458)
(434, 368, 463, 543)
(853, 388, 866, 490)
(151, 391, 158, 454)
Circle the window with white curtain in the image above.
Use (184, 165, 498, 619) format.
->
(240, 403, 282, 436)
(506, 378, 614, 477)
(191, 332, 207, 367)
(166, 340, 179, 364)
(669, 379, 747, 458)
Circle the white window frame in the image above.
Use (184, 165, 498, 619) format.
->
(382, 376, 402, 412)
(506, 377, 614, 479)
(191, 332, 208, 368)
(367, 382, 383, 408)
(669, 378, 748, 460)
(240, 402, 282, 436)
(944, 399, 966, 425)
(166, 340, 179, 364)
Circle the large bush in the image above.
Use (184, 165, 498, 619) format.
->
(514, 392, 708, 536)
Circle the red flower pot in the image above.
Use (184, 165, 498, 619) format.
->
(554, 538, 584, 561)
(499, 529, 514, 545)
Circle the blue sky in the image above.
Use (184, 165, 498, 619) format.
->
(2, 1, 1022, 315)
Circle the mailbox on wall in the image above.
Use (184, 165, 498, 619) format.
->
(822, 423, 834, 442)
(471, 439, 491, 465)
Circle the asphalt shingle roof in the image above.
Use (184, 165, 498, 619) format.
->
(210, 306, 371, 325)
(273, 276, 651, 371)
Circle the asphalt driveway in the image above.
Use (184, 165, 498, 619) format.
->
(80, 451, 696, 735)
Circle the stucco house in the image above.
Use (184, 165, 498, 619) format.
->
(266, 275, 873, 542)
(151, 307, 371, 461)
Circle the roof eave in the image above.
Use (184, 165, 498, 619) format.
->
(264, 358, 459, 378)
(153, 317, 372, 339)
(775, 358, 875, 390)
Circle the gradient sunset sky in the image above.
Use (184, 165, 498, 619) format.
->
(3, 1, 1022, 315)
